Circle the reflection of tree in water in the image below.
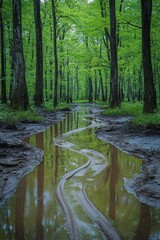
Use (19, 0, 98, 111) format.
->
(104, 145, 118, 221)
(15, 177, 27, 240)
(134, 202, 151, 239)
(54, 123, 59, 183)
(35, 132, 44, 240)
(134, 160, 151, 240)
(109, 145, 118, 220)
(67, 112, 73, 132)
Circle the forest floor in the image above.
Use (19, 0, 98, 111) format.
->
(0, 103, 160, 209)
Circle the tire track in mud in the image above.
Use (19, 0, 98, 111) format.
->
(54, 118, 120, 240)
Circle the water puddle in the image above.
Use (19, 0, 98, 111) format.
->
(0, 106, 160, 239)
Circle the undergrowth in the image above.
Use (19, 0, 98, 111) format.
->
(43, 102, 70, 111)
(0, 104, 42, 127)
(102, 102, 143, 116)
(130, 113, 160, 128)
(102, 101, 160, 128)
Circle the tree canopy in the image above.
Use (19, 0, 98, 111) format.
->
(0, 0, 159, 112)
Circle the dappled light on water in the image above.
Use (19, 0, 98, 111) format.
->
(0, 106, 160, 239)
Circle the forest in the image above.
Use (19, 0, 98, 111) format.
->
(0, 0, 160, 115)
(0, 1, 160, 239)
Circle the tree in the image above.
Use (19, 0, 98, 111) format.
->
(10, 0, 29, 110)
(33, 0, 44, 106)
(51, 0, 58, 107)
(109, 0, 120, 108)
(0, 0, 7, 103)
(141, 0, 157, 113)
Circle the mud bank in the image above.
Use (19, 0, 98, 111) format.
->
(0, 108, 72, 207)
(1, 104, 160, 209)
(95, 114, 160, 209)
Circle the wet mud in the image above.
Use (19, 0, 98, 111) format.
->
(0, 108, 69, 207)
(0, 103, 160, 211)
(95, 114, 160, 209)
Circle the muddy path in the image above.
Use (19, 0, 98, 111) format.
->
(0, 103, 160, 211)
(54, 117, 120, 239)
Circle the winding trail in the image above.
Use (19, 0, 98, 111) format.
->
(54, 111, 121, 239)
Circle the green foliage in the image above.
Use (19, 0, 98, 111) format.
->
(130, 113, 160, 128)
(55, 103, 71, 111)
(102, 102, 143, 116)
(0, 105, 42, 127)
(43, 101, 70, 111)
(1, 0, 160, 106)
(102, 101, 160, 128)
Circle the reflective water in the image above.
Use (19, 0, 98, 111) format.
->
(0, 106, 160, 239)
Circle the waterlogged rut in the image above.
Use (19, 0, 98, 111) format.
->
(0, 105, 160, 239)
(54, 118, 120, 239)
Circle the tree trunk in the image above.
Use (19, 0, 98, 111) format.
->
(88, 75, 93, 102)
(141, 0, 157, 113)
(51, 0, 58, 107)
(33, 0, 43, 106)
(11, 0, 29, 110)
(75, 66, 79, 100)
(99, 0, 110, 62)
(66, 56, 70, 103)
(0, 0, 7, 103)
(109, 0, 120, 108)
(44, 46, 48, 101)
(59, 63, 63, 102)
(98, 69, 106, 102)
(94, 70, 98, 101)
(6, 20, 14, 101)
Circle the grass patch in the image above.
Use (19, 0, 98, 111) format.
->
(73, 99, 88, 103)
(0, 104, 42, 127)
(55, 103, 70, 111)
(102, 102, 143, 116)
(102, 101, 160, 128)
(43, 101, 70, 112)
(130, 113, 160, 128)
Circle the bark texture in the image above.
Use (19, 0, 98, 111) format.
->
(109, 0, 120, 108)
(51, 0, 58, 107)
(141, 0, 157, 113)
(0, 0, 7, 103)
(11, 0, 29, 110)
(34, 0, 44, 106)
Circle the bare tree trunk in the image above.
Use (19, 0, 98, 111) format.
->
(99, 0, 110, 62)
(98, 69, 106, 102)
(44, 46, 48, 101)
(0, 0, 7, 103)
(11, 0, 29, 110)
(51, 0, 58, 107)
(141, 0, 157, 113)
(94, 70, 98, 101)
(66, 55, 70, 103)
(88, 75, 93, 102)
(109, 0, 120, 108)
(33, 0, 43, 106)
(75, 66, 79, 100)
